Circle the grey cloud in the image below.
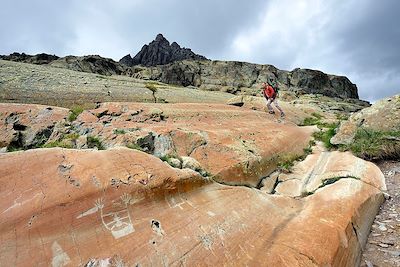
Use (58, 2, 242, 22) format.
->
(1, 0, 78, 55)
(0, 0, 398, 101)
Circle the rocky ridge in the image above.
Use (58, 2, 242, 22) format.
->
(0, 52, 59, 65)
(132, 60, 360, 99)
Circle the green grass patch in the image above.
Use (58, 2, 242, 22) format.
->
(126, 143, 144, 151)
(6, 144, 24, 152)
(300, 116, 320, 126)
(42, 140, 73, 149)
(299, 112, 324, 126)
(313, 124, 337, 150)
(113, 129, 126, 135)
(277, 139, 315, 173)
(311, 112, 323, 119)
(340, 128, 400, 160)
(68, 106, 84, 122)
(87, 136, 105, 150)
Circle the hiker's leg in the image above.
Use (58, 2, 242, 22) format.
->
(266, 98, 274, 113)
(273, 99, 285, 116)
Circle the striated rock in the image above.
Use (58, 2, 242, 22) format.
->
(332, 94, 400, 145)
(0, 59, 234, 107)
(120, 34, 207, 67)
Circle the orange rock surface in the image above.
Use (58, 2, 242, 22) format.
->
(0, 103, 386, 266)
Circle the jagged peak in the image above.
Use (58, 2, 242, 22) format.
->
(119, 33, 207, 67)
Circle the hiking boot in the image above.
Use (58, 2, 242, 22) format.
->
(268, 111, 275, 114)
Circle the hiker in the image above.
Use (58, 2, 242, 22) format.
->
(261, 78, 285, 118)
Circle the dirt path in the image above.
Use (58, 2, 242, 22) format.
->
(362, 160, 400, 267)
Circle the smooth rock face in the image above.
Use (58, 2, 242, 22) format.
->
(0, 145, 386, 266)
(332, 94, 400, 145)
(134, 60, 359, 99)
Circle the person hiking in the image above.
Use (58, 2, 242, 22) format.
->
(261, 77, 285, 118)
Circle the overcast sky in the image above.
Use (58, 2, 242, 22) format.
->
(1, 0, 399, 102)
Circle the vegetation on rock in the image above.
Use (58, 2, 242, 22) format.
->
(68, 106, 84, 122)
(340, 128, 400, 160)
(87, 136, 104, 150)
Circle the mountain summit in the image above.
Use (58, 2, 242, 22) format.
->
(119, 33, 207, 67)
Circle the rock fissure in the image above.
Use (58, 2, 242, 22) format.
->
(275, 242, 319, 266)
(305, 175, 367, 196)
(351, 221, 362, 249)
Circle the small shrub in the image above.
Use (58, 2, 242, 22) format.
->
(303, 146, 313, 155)
(113, 129, 126, 135)
(64, 133, 80, 140)
(87, 136, 104, 150)
(145, 82, 158, 103)
(68, 106, 84, 122)
(145, 82, 158, 93)
(277, 154, 301, 173)
(336, 113, 349, 121)
(300, 117, 320, 126)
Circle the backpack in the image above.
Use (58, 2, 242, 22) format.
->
(267, 81, 279, 96)
(267, 77, 279, 94)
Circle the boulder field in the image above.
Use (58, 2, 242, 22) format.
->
(0, 102, 387, 266)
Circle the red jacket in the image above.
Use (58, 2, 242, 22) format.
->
(262, 85, 276, 99)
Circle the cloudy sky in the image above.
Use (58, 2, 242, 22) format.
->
(1, 0, 399, 101)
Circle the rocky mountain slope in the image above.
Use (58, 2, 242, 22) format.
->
(119, 33, 207, 67)
(1, 38, 396, 266)
(1, 33, 362, 100)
